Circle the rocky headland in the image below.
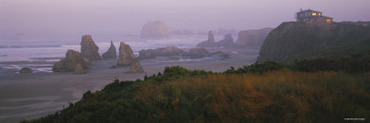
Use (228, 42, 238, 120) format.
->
(258, 22, 370, 63)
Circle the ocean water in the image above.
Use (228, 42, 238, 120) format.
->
(0, 34, 222, 74)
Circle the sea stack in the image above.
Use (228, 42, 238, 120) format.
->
(216, 34, 234, 46)
(141, 21, 169, 39)
(117, 42, 135, 66)
(207, 31, 215, 43)
(80, 35, 102, 61)
(196, 31, 215, 47)
(102, 41, 117, 59)
(126, 59, 145, 73)
(52, 50, 89, 74)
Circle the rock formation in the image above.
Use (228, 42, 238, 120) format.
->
(126, 59, 145, 73)
(236, 28, 273, 47)
(102, 41, 117, 59)
(215, 34, 234, 47)
(138, 46, 184, 59)
(183, 47, 210, 59)
(197, 31, 215, 47)
(52, 50, 89, 73)
(197, 33, 235, 47)
(80, 35, 102, 61)
(141, 21, 169, 39)
(19, 68, 33, 73)
(117, 42, 135, 66)
(74, 63, 86, 74)
(257, 22, 370, 63)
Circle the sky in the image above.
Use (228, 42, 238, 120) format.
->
(1, 0, 369, 37)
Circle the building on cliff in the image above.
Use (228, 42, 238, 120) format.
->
(296, 9, 333, 23)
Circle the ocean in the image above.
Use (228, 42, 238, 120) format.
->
(0, 34, 226, 74)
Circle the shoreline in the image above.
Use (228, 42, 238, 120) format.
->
(0, 47, 258, 122)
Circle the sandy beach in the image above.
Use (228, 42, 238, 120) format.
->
(0, 47, 258, 122)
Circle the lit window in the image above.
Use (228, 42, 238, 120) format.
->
(312, 12, 317, 16)
(319, 13, 322, 16)
(326, 19, 331, 23)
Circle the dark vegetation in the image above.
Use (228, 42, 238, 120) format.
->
(295, 54, 370, 73)
(24, 55, 370, 123)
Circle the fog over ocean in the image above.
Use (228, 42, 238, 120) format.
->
(0, 34, 229, 73)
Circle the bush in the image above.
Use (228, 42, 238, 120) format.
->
(295, 54, 370, 73)
(224, 61, 287, 74)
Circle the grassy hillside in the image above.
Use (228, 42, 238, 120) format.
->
(24, 58, 370, 123)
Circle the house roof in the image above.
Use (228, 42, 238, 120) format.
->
(297, 9, 322, 14)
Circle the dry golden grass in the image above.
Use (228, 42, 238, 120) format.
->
(136, 69, 369, 122)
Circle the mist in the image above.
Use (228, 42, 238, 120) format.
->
(1, 0, 369, 37)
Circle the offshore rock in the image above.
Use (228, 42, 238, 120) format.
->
(138, 46, 184, 59)
(117, 42, 135, 66)
(19, 68, 33, 73)
(183, 47, 210, 59)
(215, 34, 234, 47)
(126, 59, 145, 73)
(80, 35, 101, 61)
(52, 50, 89, 73)
(102, 41, 117, 59)
(141, 21, 169, 39)
(197, 31, 215, 47)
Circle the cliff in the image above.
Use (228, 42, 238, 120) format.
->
(257, 22, 370, 63)
(236, 28, 273, 47)
(141, 21, 169, 39)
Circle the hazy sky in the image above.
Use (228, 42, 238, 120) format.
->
(1, 0, 369, 36)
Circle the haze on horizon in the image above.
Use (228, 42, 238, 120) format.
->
(1, 0, 369, 37)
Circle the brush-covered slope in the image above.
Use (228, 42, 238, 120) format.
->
(24, 60, 370, 123)
(257, 22, 370, 63)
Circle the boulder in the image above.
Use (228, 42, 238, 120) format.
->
(117, 42, 135, 66)
(80, 35, 102, 61)
(197, 31, 215, 47)
(126, 59, 145, 73)
(52, 50, 89, 72)
(102, 41, 117, 59)
(19, 68, 33, 73)
(141, 21, 169, 39)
